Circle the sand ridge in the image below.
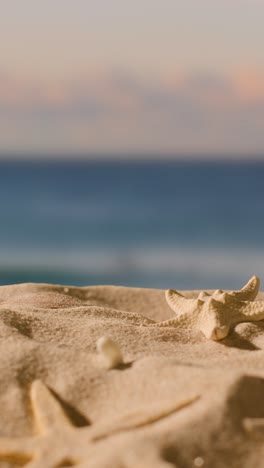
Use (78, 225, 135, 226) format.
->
(0, 282, 264, 467)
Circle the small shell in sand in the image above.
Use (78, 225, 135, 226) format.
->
(96, 336, 124, 369)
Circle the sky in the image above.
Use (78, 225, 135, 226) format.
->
(0, 0, 264, 158)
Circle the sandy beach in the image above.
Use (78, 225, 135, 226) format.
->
(0, 281, 264, 467)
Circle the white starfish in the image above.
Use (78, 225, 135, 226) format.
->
(0, 380, 198, 468)
(167, 275, 260, 311)
(150, 275, 264, 341)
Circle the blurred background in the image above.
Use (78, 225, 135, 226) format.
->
(0, 1, 264, 290)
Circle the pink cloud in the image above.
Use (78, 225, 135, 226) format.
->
(232, 69, 264, 101)
(0, 68, 264, 155)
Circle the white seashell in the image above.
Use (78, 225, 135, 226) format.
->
(194, 457, 204, 467)
(96, 336, 123, 369)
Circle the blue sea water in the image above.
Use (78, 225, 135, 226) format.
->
(0, 159, 264, 290)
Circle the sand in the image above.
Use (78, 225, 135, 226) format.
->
(0, 282, 264, 467)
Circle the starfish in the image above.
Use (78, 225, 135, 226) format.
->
(149, 275, 264, 341)
(0, 380, 198, 467)
(167, 275, 260, 309)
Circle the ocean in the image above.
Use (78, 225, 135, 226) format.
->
(0, 159, 264, 290)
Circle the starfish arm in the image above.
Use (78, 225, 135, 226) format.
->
(165, 289, 201, 316)
(233, 300, 264, 322)
(31, 380, 73, 433)
(198, 291, 210, 299)
(229, 275, 260, 301)
(149, 309, 200, 329)
(90, 395, 199, 441)
(205, 294, 264, 324)
(0, 436, 34, 463)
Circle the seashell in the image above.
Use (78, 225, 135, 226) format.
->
(96, 336, 124, 369)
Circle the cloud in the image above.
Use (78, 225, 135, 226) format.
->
(0, 69, 264, 155)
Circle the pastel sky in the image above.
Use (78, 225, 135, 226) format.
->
(1, 0, 264, 157)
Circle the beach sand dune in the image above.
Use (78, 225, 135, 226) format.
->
(0, 283, 264, 467)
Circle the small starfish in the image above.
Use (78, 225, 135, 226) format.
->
(0, 380, 198, 467)
(149, 275, 264, 341)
